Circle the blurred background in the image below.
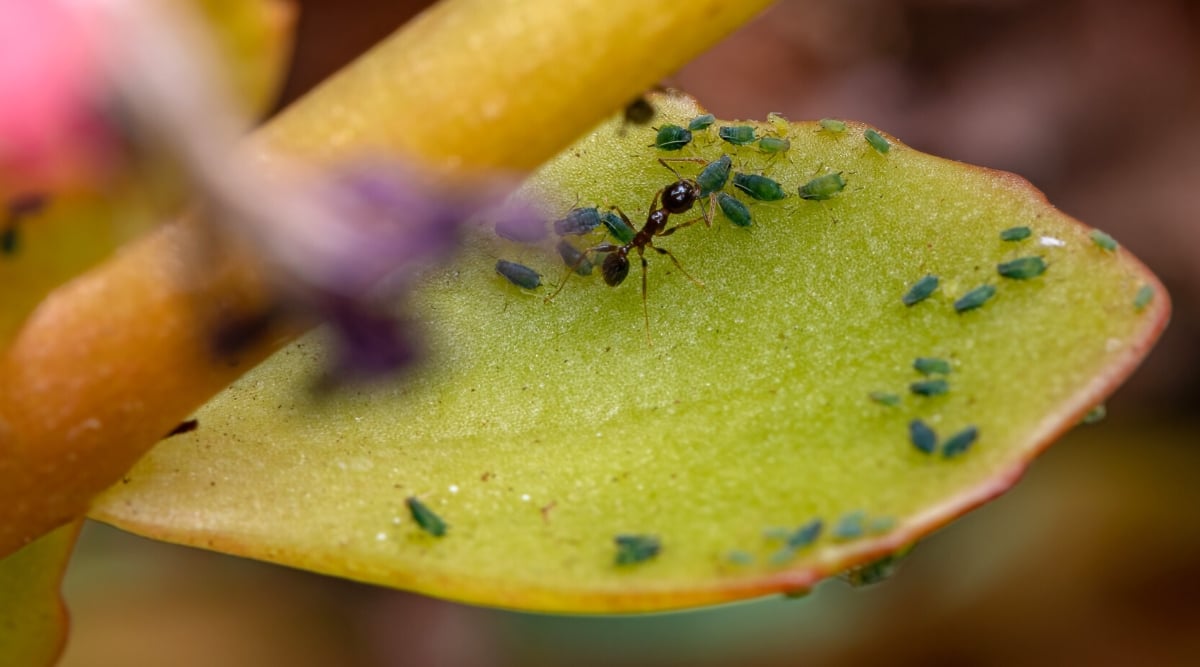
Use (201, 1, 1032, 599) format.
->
(59, 0, 1200, 665)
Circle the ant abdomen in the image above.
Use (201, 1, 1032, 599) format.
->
(602, 253, 630, 287)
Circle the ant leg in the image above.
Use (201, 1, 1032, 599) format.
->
(649, 242, 704, 287)
(545, 242, 621, 302)
(638, 249, 653, 346)
(661, 215, 706, 237)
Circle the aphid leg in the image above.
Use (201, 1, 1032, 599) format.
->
(545, 242, 620, 303)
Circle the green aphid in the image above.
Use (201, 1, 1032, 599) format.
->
(832, 511, 866, 541)
(1134, 284, 1154, 312)
(868, 516, 896, 535)
(940, 426, 979, 459)
(997, 256, 1047, 280)
(601, 210, 635, 244)
(869, 391, 901, 407)
(757, 136, 791, 153)
(405, 496, 448, 537)
(556, 240, 593, 276)
(769, 547, 797, 566)
(696, 155, 732, 196)
(798, 172, 847, 201)
(688, 113, 716, 132)
(732, 172, 787, 201)
(1090, 229, 1118, 251)
(864, 128, 891, 154)
(1081, 404, 1107, 425)
(615, 534, 661, 565)
(954, 284, 996, 313)
(726, 550, 755, 566)
(553, 207, 601, 236)
(909, 419, 937, 454)
(818, 118, 847, 133)
(902, 274, 939, 306)
(909, 379, 949, 397)
(913, 357, 952, 376)
(716, 192, 752, 227)
(718, 124, 757, 146)
(495, 259, 541, 290)
(1000, 226, 1032, 242)
(653, 124, 693, 151)
(786, 518, 824, 549)
(841, 547, 911, 587)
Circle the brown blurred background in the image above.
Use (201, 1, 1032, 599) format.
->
(60, 1, 1200, 665)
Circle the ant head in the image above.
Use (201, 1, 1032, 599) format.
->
(661, 179, 700, 214)
(601, 252, 630, 287)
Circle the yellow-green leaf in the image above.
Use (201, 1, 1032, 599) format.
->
(0, 521, 81, 666)
(90, 94, 1168, 612)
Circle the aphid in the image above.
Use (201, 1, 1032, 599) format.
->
(940, 426, 979, 459)
(869, 391, 901, 407)
(164, 419, 199, 438)
(913, 357, 952, 376)
(997, 256, 1046, 280)
(954, 284, 997, 313)
(864, 128, 891, 154)
(798, 172, 847, 201)
(406, 496, 448, 537)
(909, 419, 937, 454)
(716, 193, 752, 227)
(653, 124, 693, 151)
(832, 511, 866, 540)
(718, 125, 757, 146)
(818, 118, 847, 133)
(757, 135, 791, 154)
(601, 209, 635, 244)
(495, 259, 541, 290)
(841, 548, 910, 587)
(1134, 284, 1154, 311)
(556, 240, 593, 276)
(553, 207, 601, 236)
(614, 534, 661, 565)
(1081, 404, 1107, 425)
(1090, 229, 1118, 251)
(1000, 226, 1032, 242)
(868, 516, 896, 535)
(494, 215, 547, 244)
(902, 274, 939, 306)
(786, 518, 823, 549)
(623, 96, 656, 125)
(732, 172, 787, 201)
(909, 379, 949, 397)
(726, 550, 755, 566)
(688, 113, 716, 132)
(696, 155, 732, 196)
(546, 190, 705, 344)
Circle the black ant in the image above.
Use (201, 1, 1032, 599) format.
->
(546, 183, 706, 344)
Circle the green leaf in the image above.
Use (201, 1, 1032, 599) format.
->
(90, 94, 1168, 612)
(0, 521, 80, 666)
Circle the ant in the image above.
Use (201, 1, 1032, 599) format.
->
(546, 181, 706, 344)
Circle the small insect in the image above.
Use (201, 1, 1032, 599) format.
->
(997, 256, 1046, 280)
(164, 419, 199, 438)
(798, 172, 847, 201)
(757, 135, 791, 154)
(732, 172, 787, 201)
(495, 259, 541, 290)
(909, 379, 949, 397)
(913, 357, 952, 376)
(556, 240, 593, 276)
(1133, 284, 1154, 311)
(869, 391, 901, 407)
(553, 207, 601, 236)
(696, 155, 732, 196)
(868, 516, 896, 535)
(902, 274, 940, 306)
(954, 284, 997, 313)
(717, 193, 752, 227)
(658, 155, 731, 224)
(940, 426, 979, 459)
(688, 113, 716, 132)
(652, 124, 693, 151)
(1000, 226, 1032, 242)
(1081, 404, 1107, 425)
(614, 534, 661, 565)
(718, 125, 757, 146)
(786, 518, 824, 549)
(864, 128, 891, 154)
(726, 550, 755, 566)
(818, 118, 847, 133)
(406, 496, 448, 537)
(909, 419, 937, 454)
(1090, 229, 1118, 251)
(494, 215, 547, 244)
(623, 95, 656, 125)
(832, 511, 866, 540)
(601, 209, 635, 244)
